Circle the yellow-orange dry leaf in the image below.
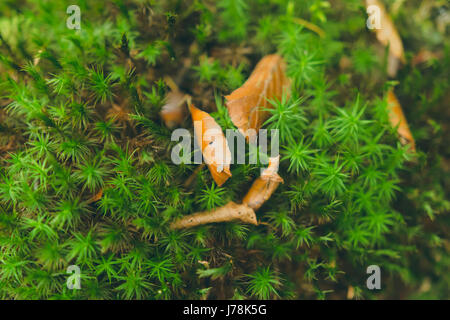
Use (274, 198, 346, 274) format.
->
(347, 286, 355, 300)
(189, 104, 232, 186)
(387, 89, 416, 152)
(242, 156, 284, 210)
(225, 54, 290, 141)
(366, 0, 405, 77)
(170, 201, 257, 229)
(160, 76, 190, 129)
(87, 189, 103, 204)
(160, 90, 189, 129)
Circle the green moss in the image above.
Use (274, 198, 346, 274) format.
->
(0, 0, 449, 300)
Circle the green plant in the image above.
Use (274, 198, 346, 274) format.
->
(0, 0, 448, 301)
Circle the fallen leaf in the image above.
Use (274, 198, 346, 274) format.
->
(160, 90, 189, 129)
(347, 286, 355, 300)
(189, 103, 232, 186)
(86, 189, 103, 204)
(160, 76, 190, 129)
(170, 201, 257, 229)
(225, 54, 290, 141)
(242, 156, 284, 210)
(387, 89, 416, 152)
(366, 0, 405, 77)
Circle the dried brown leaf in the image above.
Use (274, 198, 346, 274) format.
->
(87, 189, 103, 204)
(225, 54, 290, 140)
(387, 89, 416, 152)
(189, 104, 232, 186)
(160, 76, 190, 129)
(160, 90, 189, 129)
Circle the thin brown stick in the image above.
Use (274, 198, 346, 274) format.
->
(242, 156, 283, 210)
(170, 201, 257, 230)
(292, 17, 325, 38)
(183, 163, 206, 188)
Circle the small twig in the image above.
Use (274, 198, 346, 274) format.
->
(170, 201, 257, 230)
(242, 156, 283, 210)
(174, 158, 283, 230)
(183, 163, 206, 188)
(86, 189, 103, 204)
(292, 17, 325, 38)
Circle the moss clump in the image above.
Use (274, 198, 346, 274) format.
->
(0, 0, 448, 299)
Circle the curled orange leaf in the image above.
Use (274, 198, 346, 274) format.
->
(225, 54, 290, 140)
(387, 89, 416, 152)
(170, 201, 257, 229)
(189, 104, 232, 186)
(242, 156, 284, 210)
